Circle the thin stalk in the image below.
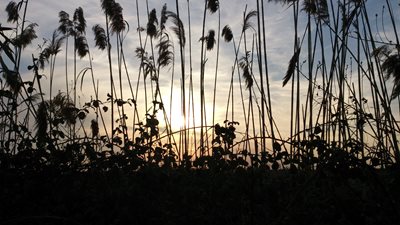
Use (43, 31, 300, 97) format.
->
(175, 0, 187, 158)
(84, 55, 109, 141)
(260, 0, 275, 151)
(199, 0, 207, 154)
(73, 34, 77, 141)
(307, 12, 313, 142)
(256, 0, 266, 152)
(362, 3, 400, 158)
(289, 1, 299, 159)
(104, 13, 115, 152)
(212, 6, 221, 141)
(116, 33, 127, 146)
(187, 0, 197, 156)
(64, 37, 70, 96)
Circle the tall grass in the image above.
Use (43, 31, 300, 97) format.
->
(0, 0, 399, 170)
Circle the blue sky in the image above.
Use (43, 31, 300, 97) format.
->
(1, 0, 399, 149)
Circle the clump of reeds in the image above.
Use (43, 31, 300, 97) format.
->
(0, 0, 399, 171)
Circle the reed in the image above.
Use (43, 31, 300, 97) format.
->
(0, 0, 399, 170)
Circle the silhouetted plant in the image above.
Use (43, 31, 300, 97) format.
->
(222, 25, 233, 42)
(239, 55, 253, 90)
(92, 24, 107, 50)
(36, 101, 48, 148)
(242, 10, 257, 32)
(75, 35, 89, 58)
(12, 23, 37, 48)
(73, 7, 86, 35)
(5, 1, 21, 23)
(207, 0, 219, 13)
(147, 9, 158, 38)
(283, 47, 300, 87)
(302, 0, 329, 22)
(376, 45, 400, 100)
(205, 29, 216, 50)
(213, 120, 238, 150)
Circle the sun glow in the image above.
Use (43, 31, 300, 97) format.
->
(157, 91, 217, 133)
(167, 103, 185, 131)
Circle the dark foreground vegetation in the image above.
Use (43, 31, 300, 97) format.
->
(1, 165, 400, 225)
(2, 0, 400, 224)
(1, 137, 400, 225)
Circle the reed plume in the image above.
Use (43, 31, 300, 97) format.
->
(222, 25, 233, 42)
(5, 1, 21, 23)
(283, 48, 300, 87)
(92, 25, 107, 50)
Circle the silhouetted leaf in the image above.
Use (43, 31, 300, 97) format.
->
(243, 10, 257, 32)
(0, 56, 21, 94)
(0, 90, 13, 99)
(0, 40, 15, 64)
(27, 86, 33, 93)
(273, 142, 282, 152)
(79, 67, 92, 90)
(78, 111, 86, 120)
(166, 10, 186, 47)
(272, 161, 279, 170)
(0, 26, 13, 31)
(283, 48, 301, 87)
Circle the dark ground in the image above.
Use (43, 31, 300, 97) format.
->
(1, 167, 400, 225)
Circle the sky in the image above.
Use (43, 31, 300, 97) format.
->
(1, 0, 399, 152)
